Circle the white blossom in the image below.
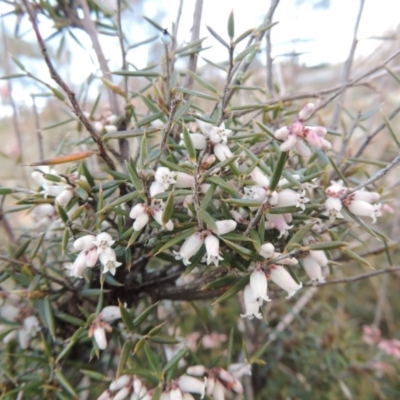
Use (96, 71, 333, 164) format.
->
(153, 209, 174, 231)
(99, 248, 122, 275)
(205, 235, 223, 266)
(250, 267, 271, 302)
(173, 233, 204, 265)
(346, 200, 382, 223)
(212, 220, 237, 236)
(324, 197, 344, 222)
(73, 235, 96, 251)
(265, 214, 293, 238)
(240, 284, 262, 319)
(155, 167, 176, 189)
(94, 232, 115, 254)
(269, 265, 302, 299)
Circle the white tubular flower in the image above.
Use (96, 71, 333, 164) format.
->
(187, 365, 207, 376)
(99, 306, 121, 322)
(230, 209, 247, 224)
(109, 375, 131, 391)
(170, 388, 183, 400)
(113, 387, 130, 400)
(212, 380, 225, 400)
(178, 375, 206, 398)
(296, 190, 310, 211)
(94, 232, 115, 254)
(155, 167, 176, 189)
(269, 265, 302, 299)
(67, 251, 88, 278)
(302, 255, 325, 284)
(259, 243, 275, 259)
(250, 267, 271, 302)
(213, 143, 233, 162)
(97, 389, 112, 400)
(209, 123, 232, 144)
(173, 232, 204, 265)
(310, 250, 328, 267)
(279, 133, 297, 152)
(274, 126, 290, 140)
(325, 180, 346, 198)
(181, 132, 207, 150)
(298, 103, 315, 121)
(293, 139, 312, 157)
(352, 190, 380, 203)
(213, 220, 237, 236)
(130, 203, 146, 219)
(346, 201, 382, 223)
(85, 247, 99, 267)
(55, 186, 74, 207)
(277, 189, 301, 208)
(175, 172, 195, 188)
(149, 181, 165, 197)
(130, 204, 150, 231)
(240, 284, 262, 320)
(229, 363, 252, 378)
(18, 315, 40, 349)
(94, 326, 107, 350)
(133, 213, 150, 231)
(153, 209, 174, 231)
(99, 249, 122, 275)
(324, 197, 344, 222)
(205, 235, 223, 266)
(73, 235, 96, 251)
(265, 214, 293, 238)
(250, 167, 270, 188)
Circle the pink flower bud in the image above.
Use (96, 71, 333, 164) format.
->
(298, 103, 315, 121)
(250, 267, 271, 302)
(269, 265, 302, 299)
(205, 235, 223, 266)
(73, 235, 96, 251)
(230, 209, 247, 224)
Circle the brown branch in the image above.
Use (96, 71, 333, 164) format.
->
(22, 0, 117, 172)
(330, 0, 365, 129)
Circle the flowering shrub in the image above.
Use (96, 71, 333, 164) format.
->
(1, 1, 400, 399)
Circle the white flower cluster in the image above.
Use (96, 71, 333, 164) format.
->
(67, 232, 121, 278)
(173, 220, 237, 266)
(274, 103, 331, 157)
(324, 180, 382, 223)
(0, 294, 40, 349)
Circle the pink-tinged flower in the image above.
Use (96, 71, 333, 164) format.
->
(155, 167, 177, 189)
(73, 235, 96, 251)
(240, 284, 262, 320)
(212, 220, 237, 236)
(325, 180, 346, 198)
(298, 103, 315, 121)
(362, 325, 382, 346)
(211, 380, 225, 400)
(178, 375, 206, 398)
(85, 247, 99, 267)
(274, 126, 290, 140)
(130, 203, 150, 231)
(113, 386, 130, 400)
(302, 255, 325, 284)
(250, 267, 271, 302)
(94, 232, 115, 254)
(352, 189, 380, 203)
(173, 232, 205, 265)
(345, 200, 382, 223)
(324, 197, 344, 222)
(250, 167, 270, 188)
(152, 209, 174, 231)
(265, 214, 293, 238)
(97, 389, 112, 400)
(303, 128, 331, 150)
(269, 265, 302, 299)
(230, 209, 247, 224)
(187, 365, 207, 376)
(99, 248, 122, 275)
(277, 189, 309, 211)
(66, 251, 89, 278)
(205, 235, 223, 266)
(378, 339, 400, 359)
(213, 143, 234, 162)
(243, 186, 268, 210)
(175, 172, 195, 188)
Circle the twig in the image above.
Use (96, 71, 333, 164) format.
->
(265, 0, 280, 94)
(152, 97, 181, 170)
(117, 0, 128, 98)
(172, 0, 184, 52)
(163, 40, 172, 110)
(330, 0, 365, 129)
(335, 111, 361, 166)
(310, 267, 400, 287)
(31, 95, 44, 160)
(22, 0, 117, 172)
(182, 0, 204, 92)
(244, 193, 275, 236)
(342, 153, 400, 198)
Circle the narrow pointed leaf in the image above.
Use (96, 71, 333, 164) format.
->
(212, 275, 250, 305)
(207, 25, 229, 49)
(162, 190, 175, 225)
(28, 151, 98, 166)
(182, 124, 197, 163)
(227, 10, 235, 40)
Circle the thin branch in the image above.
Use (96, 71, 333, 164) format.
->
(22, 0, 117, 172)
(265, 0, 280, 93)
(172, 0, 184, 52)
(335, 111, 361, 166)
(163, 42, 172, 109)
(330, 0, 365, 129)
(182, 0, 204, 91)
(117, 0, 128, 98)
(343, 153, 400, 198)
